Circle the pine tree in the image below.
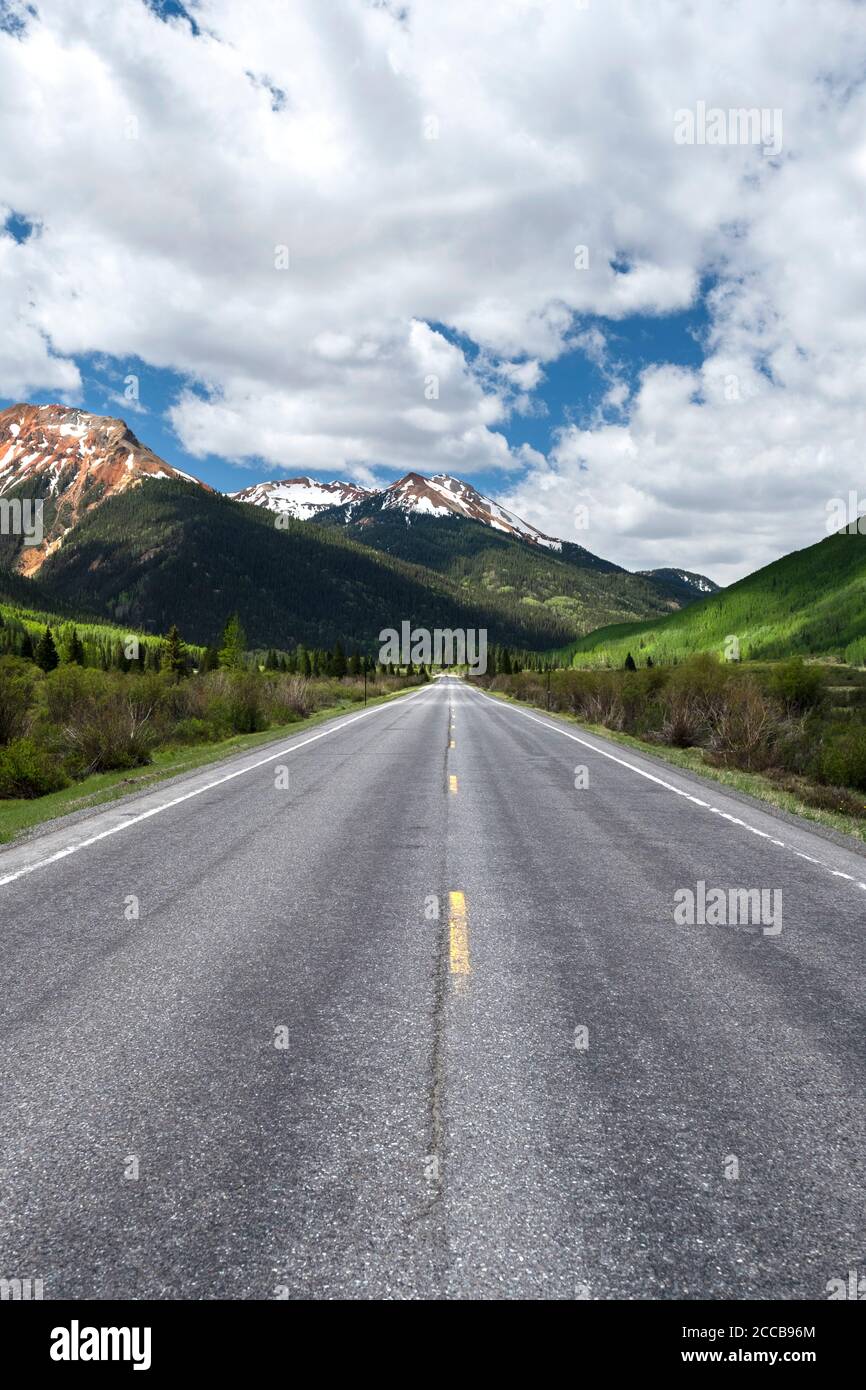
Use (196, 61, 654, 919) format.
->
(67, 628, 85, 665)
(331, 641, 347, 678)
(35, 625, 59, 672)
(624, 652, 637, 671)
(349, 649, 361, 677)
(219, 614, 247, 670)
(19, 628, 34, 660)
(162, 624, 187, 679)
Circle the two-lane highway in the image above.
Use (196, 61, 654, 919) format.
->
(0, 677, 864, 1298)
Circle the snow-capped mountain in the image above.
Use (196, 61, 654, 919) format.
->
(0, 405, 718, 607)
(638, 567, 720, 597)
(375, 472, 563, 550)
(0, 403, 208, 574)
(229, 477, 372, 521)
(233, 468, 563, 550)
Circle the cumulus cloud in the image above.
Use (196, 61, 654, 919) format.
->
(0, 0, 864, 577)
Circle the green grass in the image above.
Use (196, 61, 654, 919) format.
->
(0, 683, 418, 846)
(558, 529, 866, 668)
(483, 689, 866, 845)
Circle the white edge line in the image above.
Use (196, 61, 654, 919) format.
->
(465, 686, 866, 891)
(0, 685, 435, 889)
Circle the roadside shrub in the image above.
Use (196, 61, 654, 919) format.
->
(818, 727, 866, 792)
(705, 678, 782, 771)
(766, 658, 824, 713)
(264, 674, 311, 723)
(0, 737, 68, 798)
(171, 717, 218, 744)
(38, 664, 106, 726)
(0, 656, 37, 745)
(44, 672, 159, 774)
(582, 674, 625, 730)
(225, 671, 269, 734)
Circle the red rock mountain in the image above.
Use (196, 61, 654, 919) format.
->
(0, 403, 208, 574)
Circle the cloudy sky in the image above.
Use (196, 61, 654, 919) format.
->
(1, 0, 865, 582)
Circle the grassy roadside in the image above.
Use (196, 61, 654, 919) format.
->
(0, 683, 419, 847)
(481, 688, 866, 845)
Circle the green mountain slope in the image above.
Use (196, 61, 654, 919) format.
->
(559, 529, 866, 667)
(26, 480, 585, 651)
(313, 503, 700, 638)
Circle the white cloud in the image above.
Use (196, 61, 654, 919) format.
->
(0, 0, 864, 577)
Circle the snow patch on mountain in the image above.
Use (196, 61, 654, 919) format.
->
(230, 477, 372, 520)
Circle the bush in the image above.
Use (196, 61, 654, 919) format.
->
(767, 658, 824, 712)
(0, 656, 37, 745)
(48, 674, 158, 773)
(225, 672, 268, 735)
(818, 727, 866, 792)
(705, 678, 782, 771)
(265, 674, 314, 721)
(170, 717, 218, 745)
(0, 737, 68, 798)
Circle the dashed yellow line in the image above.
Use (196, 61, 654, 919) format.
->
(449, 891, 470, 974)
(448, 774, 458, 793)
(449, 739, 456, 749)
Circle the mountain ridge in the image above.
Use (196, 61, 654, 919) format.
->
(0, 402, 719, 650)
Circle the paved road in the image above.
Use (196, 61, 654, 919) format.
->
(0, 676, 864, 1300)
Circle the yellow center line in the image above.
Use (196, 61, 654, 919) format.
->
(449, 739, 456, 748)
(449, 891, 470, 974)
(448, 774, 458, 793)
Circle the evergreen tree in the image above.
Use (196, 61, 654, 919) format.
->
(219, 613, 247, 670)
(67, 628, 85, 665)
(162, 624, 187, 679)
(624, 651, 637, 671)
(19, 628, 34, 661)
(35, 625, 59, 672)
(331, 641, 347, 678)
(349, 648, 361, 677)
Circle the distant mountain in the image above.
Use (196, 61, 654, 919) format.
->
(235, 468, 566, 550)
(638, 568, 720, 602)
(32, 479, 581, 651)
(236, 467, 717, 626)
(0, 403, 209, 575)
(229, 476, 371, 520)
(376, 471, 564, 548)
(0, 403, 719, 652)
(310, 502, 694, 634)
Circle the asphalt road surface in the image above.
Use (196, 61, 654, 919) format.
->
(1, 676, 864, 1300)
